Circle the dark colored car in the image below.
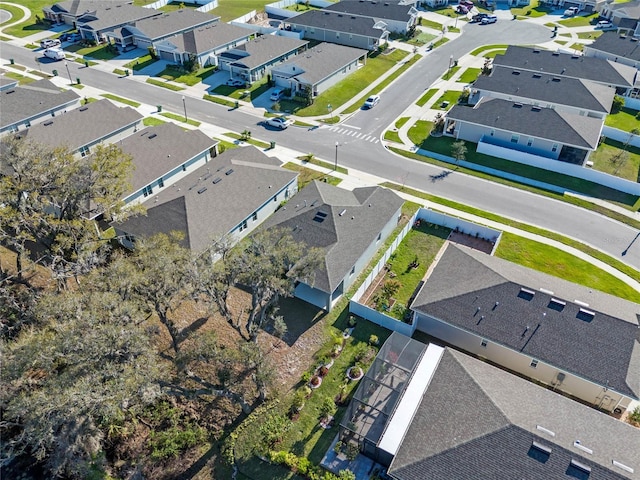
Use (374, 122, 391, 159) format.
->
(472, 13, 489, 22)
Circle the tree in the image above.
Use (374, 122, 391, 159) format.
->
(611, 95, 625, 114)
(0, 138, 136, 286)
(451, 140, 467, 167)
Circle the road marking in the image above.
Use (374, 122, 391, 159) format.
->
(356, 133, 364, 138)
(342, 124, 361, 130)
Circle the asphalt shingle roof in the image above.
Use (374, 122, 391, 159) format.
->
(493, 45, 637, 88)
(389, 348, 640, 480)
(161, 22, 252, 55)
(325, 0, 416, 22)
(220, 35, 308, 70)
(474, 65, 614, 113)
(289, 10, 388, 38)
(46, 0, 129, 16)
(20, 99, 142, 152)
(260, 181, 403, 293)
(270, 43, 366, 87)
(1, 79, 80, 130)
(447, 97, 603, 149)
(77, 4, 159, 32)
(113, 147, 297, 252)
(587, 32, 640, 63)
(118, 123, 217, 193)
(607, 0, 640, 18)
(410, 243, 640, 399)
(120, 9, 218, 41)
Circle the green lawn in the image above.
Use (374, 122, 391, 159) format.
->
(156, 65, 217, 86)
(484, 48, 508, 58)
(433, 90, 461, 110)
(577, 31, 603, 39)
(590, 138, 640, 182)
(441, 65, 460, 80)
(416, 89, 438, 107)
(124, 54, 156, 71)
(408, 120, 433, 146)
(224, 132, 271, 149)
(159, 112, 201, 127)
(209, 0, 279, 22)
(159, 2, 200, 12)
(407, 31, 438, 45)
(143, 117, 167, 127)
(100, 94, 141, 107)
(0, 3, 27, 26)
(1, 72, 36, 85)
(203, 94, 237, 108)
(297, 155, 348, 175)
(212, 76, 270, 100)
(458, 67, 481, 84)
(66, 43, 119, 61)
(511, 0, 552, 17)
(558, 13, 599, 27)
(146, 78, 186, 91)
(605, 107, 640, 132)
(470, 44, 509, 56)
(570, 43, 584, 52)
(496, 233, 640, 302)
(282, 163, 342, 189)
(384, 117, 410, 143)
(420, 18, 444, 31)
(214, 138, 239, 152)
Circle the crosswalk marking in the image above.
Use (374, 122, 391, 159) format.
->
(326, 126, 379, 143)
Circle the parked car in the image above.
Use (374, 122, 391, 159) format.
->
(595, 20, 615, 30)
(40, 38, 61, 49)
(43, 48, 65, 61)
(564, 6, 579, 16)
(67, 33, 82, 42)
(456, 5, 469, 14)
(270, 88, 285, 101)
(460, 0, 474, 7)
(472, 13, 489, 22)
(481, 14, 498, 24)
(225, 78, 244, 87)
(265, 116, 293, 130)
(363, 94, 380, 109)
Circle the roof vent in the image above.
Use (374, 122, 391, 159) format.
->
(44, 120, 54, 126)
(197, 187, 207, 194)
(212, 177, 222, 184)
(573, 441, 593, 455)
(148, 133, 157, 139)
(536, 425, 555, 437)
(577, 308, 595, 321)
(513, 103, 522, 108)
(539, 287, 554, 295)
(533, 49, 540, 53)
(531, 106, 541, 112)
(552, 52, 560, 56)
(575, 299, 589, 307)
(313, 211, 328, 222)
(324, 11, 330, 14)
(225, 168, 234, 175)
(512, 70, 520, 75)
(518, 287, 535, 300)
(612, 460, 634, 474)
(570, 459, 591, 474)
(532, 73, 542, 78)
(5, 89, 15, 94)
(631, 38, 638, 43)
(339, 209, 347, 216)
(548, 298, 566, 311)
(79, 106, 88, 111)
(552, 77, 561, 82)
(532, 441, 552, 455)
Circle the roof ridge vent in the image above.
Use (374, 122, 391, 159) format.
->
(212, 177, 222, 184)
(539, 288, 554, 295)
(573, 441, 593, 455)
(574, 299, 589, 307)
(148, 133, 157, 139)
(225, 168, 234, 175)
(339, 209, 347, 216)
(79, 106, 88, 111)
(520, 287, 535, 295)
(536, 425, 555, 437)
(197, 187, 207, 194)
(612, 460, 634, 474)
(43, 120, 54, 126)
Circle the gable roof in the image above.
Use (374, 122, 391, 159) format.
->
(325, 0, 416, 22)
(474, 65, 614, 113)
(117, 9, 218, 41)
(45, 0, 130, 16)
(77, 4, 160, 31)
(447, 98, 603, 149)
(220, 35, 308, 70)
(289, 10, 389, 38)
(260, 181, 403, 293)
(493, 46, 637, 88)
(0, 75, 19, 91)
(270, 43, 366, 86)
(1, 79, 80, 129)
(587, 32, 640, 63)
(607, 0, 640, 17)
(388, 347, 640, 480)
(118, 123, 217, 194)
(160, 22, 253, 54)
(410, 243, 640, 399)
(20, 99, 142, 152)
(113, 146, 297, 252)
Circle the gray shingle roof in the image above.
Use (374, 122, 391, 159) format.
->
(161, 22, 253, 55)
(587, 32, 640, 63)
(608, 0, 640, 17)
(77, 4, 159, 32)
(493, 46, 637, 88)
(220, 35, 308, 70)
(325, 0, 416, 22)
(20, 99, 142, 152)
(46, 0, 130, 16)
(410, 243, 640, 399)
(447, 97, 603, 149)
(0, 76, 19, 90)
(123, 9, 218, 41)
(1, 79, 80, 129)
(113, 146, 298, 252)
(270, 42, 366, 87)
(260, 181, 403, 293)
(389, 347, 640, 480)
(118, 123, 217, 193)
(289, 10, 388, 38)
(474, 65, 614, 113)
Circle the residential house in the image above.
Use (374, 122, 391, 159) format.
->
(112, 146, 298, 252)
(118, 123, 219, 206)
(598, 0, 640, 35)
(553, 0, 603, 13)
(19, 99, 142, 157)
(105, 9, 219, 51)
(285, 10, 389, 51)
(260, 181, 403, 311)
(42, 0, 131, 26)
(324, 0, 418, 35)
(154, 22, 254, 66)
(492, 46, 638, 96)
(342, 333, 640, 479)
(409, 243, 640, 413)
(444, 98, 603, 165)
(76, 4, 161, 43)
(584, 32, 640, 71)
(470, 65, 615, 119)
(1, 79, 80, 136)
(0, 75, 19, 91)
(217, 34, 308, 83)
(271, 43, 367, 97)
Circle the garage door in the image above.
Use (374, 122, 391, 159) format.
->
(159, 49, 175, 62)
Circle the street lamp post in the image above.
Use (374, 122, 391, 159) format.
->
(182, 95, 188, 122)
(448, 55, 454, 78)
(327, 103, 333, 121)
(64, 60, 72, 85)
(334, 141, 339, 171)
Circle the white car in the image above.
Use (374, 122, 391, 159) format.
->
(595, 20, 615, 30)
(363, 94, 380, 109)
(270, 88, 285, 101)
(43, 48, 65, 61)
(481, 14, 498, 24)
(40, 38, 61, 49)
(564, 6, 579, 16)
(265, 116, 293, 130)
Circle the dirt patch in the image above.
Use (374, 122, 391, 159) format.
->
(448, 231, 495, 254)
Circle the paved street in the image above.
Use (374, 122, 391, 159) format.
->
(1, 13, 639, 272)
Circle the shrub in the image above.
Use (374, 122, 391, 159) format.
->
(291, 389, 307, 412)
(318, 365, 329, 377)
(320, 397, 337, 419)
(302, 371, 312, 383)
(334, 440, 344, 454)
(345, 442, 359, 461)
(611, 95, 625, 114)
(148, 424, 206, 460)
(629, 406, 640, 425)
(348, 315, 357, 327)
(260, 413, 292, 448)
(310, 375, 321, 386)
(369, 334, 379, 346)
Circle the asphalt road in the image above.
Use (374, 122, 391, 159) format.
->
(2, 20, 640, 271)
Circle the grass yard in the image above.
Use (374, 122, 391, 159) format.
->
(156, 65, 217, 86)
(297, 155, 349, 175)
(203, 94, 237, 108)
(146, 78, 185, 91)
(159, 2, 201, 12)
(408, 120, 433, 146)
(0, 3, 27, 26)
(416, 89, 438, 107)
(458, 67, 481, 84)
(484, 48, 508, 58)
(66, 43, 119, 61)
(143, 117, 167, 127)
(214, 138, 239, 151)
(470, 44, 509, 56)
(407, 30, 438, 45)
(570, 43, 584, 52)
(159, 112, 201, 127)
(284, 3, 320, 12)
(101, 94, 141, 107)
(420, 18, 444, 31)
(511, 0, 552, 17)
(282, 163, 342, 189)
(558, 13, 599, 27)
(496, 233, 640, 302)
(212, 76, 270, 100)
(442, 65, 460, 80)
(604, 107, 640, 132)
(433, 90, 462, 110)
(590, 138, 640, 182)
(384, 117, 410, 143)
(1, 72, 36, 85)
(2, 0, 52, 37)
(209, 0, 279, 22)
(124, 54, 156, 71)
(577, 31, 602, 39)
(224, 132, 271, 149)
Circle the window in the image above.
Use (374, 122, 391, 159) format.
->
(239, 219, 248, 232)
(79, 145, 90, 157)
(489, 129, 495, 137)
(530, 359, 538, 368)
(158, 177, 164, 188)
(252, 211, 258, 222)
(527, 137, 533, 147)
(182, 164, 187, 172)
(481, 339, 488, 348)
(143, 185, 153, 197)
(551, 143, 558, 153)
(510, 134, 519, 144)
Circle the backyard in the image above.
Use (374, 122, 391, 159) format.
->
(590, 138, 640, 182)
